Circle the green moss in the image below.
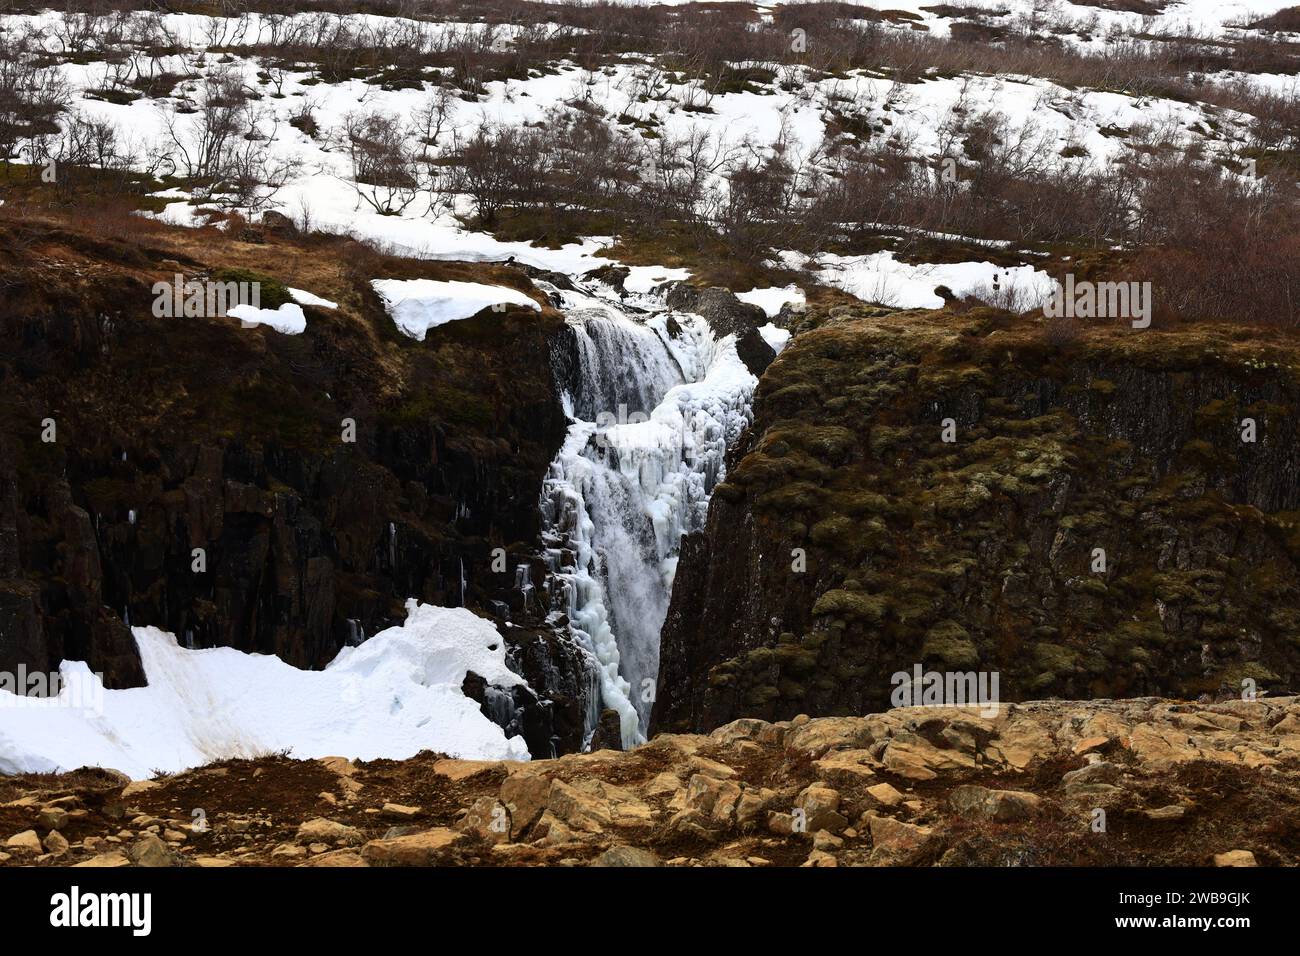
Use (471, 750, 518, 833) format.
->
(811, 589, 888, 624)
(211, 267, 292, 310)
(1031, 642, 1080, 676)
(382, 385, 493, 429)
(921, 620, 979, 668)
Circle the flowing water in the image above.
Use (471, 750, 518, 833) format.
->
(537, 286, 757, 748)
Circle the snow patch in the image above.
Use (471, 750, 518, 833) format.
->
(227, 302, 307, 335)
(782, 250, 1055, 310)
(371, 279, 540, 340)
(759, 323, 792, 353)
(737, 285, 805, 318)
(0, 601, 529, 778)
(623, 265, 691, 295)
(289, 287, 338, 310)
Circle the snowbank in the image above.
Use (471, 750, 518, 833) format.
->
(781, 250, 1056, 310)
(0, 601, 530, 778)
(371, 279, 540, 340)
(228, 302, 307, 334)
(759, 323, 792, 353)
(289, 287, 338, 310)
(737, 285, 805, 318)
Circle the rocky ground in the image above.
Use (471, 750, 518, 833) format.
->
(3, 694, 1298, 868)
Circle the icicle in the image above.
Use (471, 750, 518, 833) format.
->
(514, 564, 534, 611)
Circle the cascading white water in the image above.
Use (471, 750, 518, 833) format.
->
(539, 286, 757, 749)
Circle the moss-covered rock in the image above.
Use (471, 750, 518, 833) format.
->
(654, 305, 1300, 732)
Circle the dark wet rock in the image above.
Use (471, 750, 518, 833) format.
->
(587, 708, 626, 753)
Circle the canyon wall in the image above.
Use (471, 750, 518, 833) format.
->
(653, 305, 1300, 733)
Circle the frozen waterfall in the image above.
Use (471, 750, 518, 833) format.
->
(539, 288, 757, 749)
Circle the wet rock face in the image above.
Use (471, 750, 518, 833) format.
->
(652, 307, 1300, 735)
(663, 283, 776, 376)
(0, 242, 592, 751)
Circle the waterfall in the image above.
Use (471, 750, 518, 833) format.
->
(539, 291, 757, 749)
(346, 618, 365, 647)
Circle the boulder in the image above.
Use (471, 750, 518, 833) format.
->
(500, 772, 551, 838)
(433, 759, 503, 781)
(545, 778, 652, 833)
(949, 785, 1042, 822)
(812, 749, 878, 785)
(4, 830, 42, 854)
(686, 755, 736, 780)
(1212, 849, 1257, 867)
(644, 772, 683, 797)
(592, 846, 659, 867)
(785, 718, 878, 758)
(865, 782, 905, 807)
(664, 809, 720, 842)
(881, 738, 974, 780)
(684, 773, 742, 824)
(296, 818, 361, 846)
(868, 816, 933, 852)
(37, 807, 69, 831)
(298, 850, 369, 867)
(361, 829, 466, 866)
(129, 833, 184, 867)
(1062, 762, 1121, 789)
(735, 788, 773, 827)
(457, 797, 510, 844)
(796, 786, 847, 833)
(802, 849, 838, 867)
(1143, 805, 1186, 821)
(709, 718, 771, 745)
(42, 830, 70, 855)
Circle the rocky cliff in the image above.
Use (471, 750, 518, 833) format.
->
(3, 695, 1297, 867)
(0, 217, 595, 754)
(653, 305, 1300, 734)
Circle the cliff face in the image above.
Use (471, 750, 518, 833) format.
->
(0, 220, 593, 755)
(653, 306, 1300, 734)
